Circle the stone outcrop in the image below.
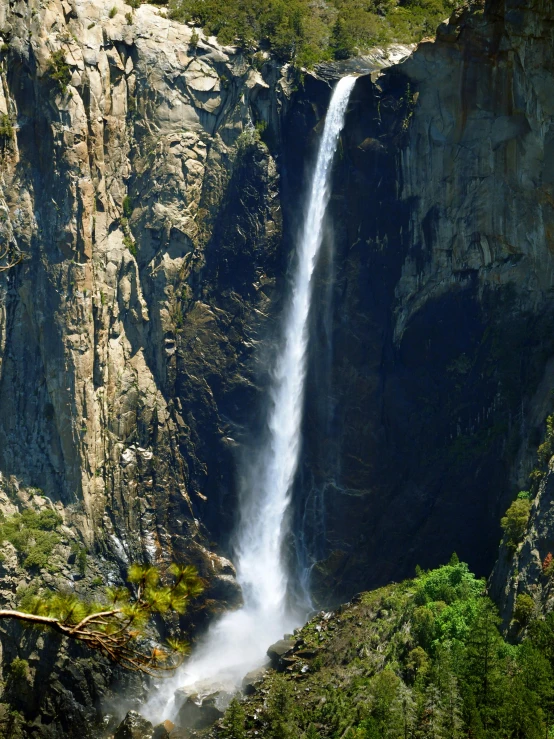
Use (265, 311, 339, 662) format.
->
(490, 460, 554, 628)
(114, 711, 154, 739)
(177, 691, 226, 730)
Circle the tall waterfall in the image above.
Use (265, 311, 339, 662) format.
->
(144, 75, 357, 724)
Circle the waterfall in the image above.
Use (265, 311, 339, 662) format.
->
(144, 75, 356, 724)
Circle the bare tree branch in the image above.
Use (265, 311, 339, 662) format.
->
(0, 241, 24, 272)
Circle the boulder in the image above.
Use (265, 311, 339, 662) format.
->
(114, 711, 154, 739)
(242, 666, 267, 695)
(267, 638, 296, 666)
(153, 720, 174, 738)
(177, 692, 226, 730)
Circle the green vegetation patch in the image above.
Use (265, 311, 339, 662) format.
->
(9, 658, 29, 681)
(0, 114, 13, 142)
(218, 558, 554, 738)
(169, 0, 465, 66)
(0, 508, 63, 570)
(501, 497, 531, 550)
(46, 50, 72, 93)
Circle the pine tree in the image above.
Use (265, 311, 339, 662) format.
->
(462, 598, 504, 731)
(386, 682, 416, 739)
(420, 686, 446, 739)
(430, 647, 463, 738)
(221, 697, 246, 739)
(0, 562, 203, 674)
(441, 672, 463, 738)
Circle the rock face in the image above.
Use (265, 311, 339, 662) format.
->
(291, 0, 554, 605)
(0, 0, 286, 584)
(490, 461, 554, 628)
(0, 0, 554, 733)
(177, 692, 226, 730)
(241, 665, 267, 695)
(266, 637, 297, 670)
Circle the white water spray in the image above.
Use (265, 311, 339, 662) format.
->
(144, 75, 357, 724)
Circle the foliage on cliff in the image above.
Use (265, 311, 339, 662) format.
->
(0, 507, 63, 570)
(168, 0, 465, 65)
(215, 558, 554, 738)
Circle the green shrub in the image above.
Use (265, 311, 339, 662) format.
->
(514, 594, 535, 626)
(0, 508, 62, 570)
(71, 544, 87, 575)
(170, 302, 184, 330)
(252, 51, 265, 71)
(501, 498, 531, 549)
(109, 6, 118, 17)
(220, 697, 246, 739)
(537, 415, 554, 464)
(9, 658, 29, 681)
(255, 119, 268, 135)
(47, 50, 72, 93)
(22, 531, 60, 569)
(78, 548, 87, 575)
(32, 509, 62, 530)
(0, 114, 13, 141)
(122, 195, 133, 218)
(16, 582, 42, 610)
(236, 127, 260, 151)
(123, 235, 137, 256)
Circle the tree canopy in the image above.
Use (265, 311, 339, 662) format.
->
(168, 0, 465, 66)
(219, 558, 554, 738)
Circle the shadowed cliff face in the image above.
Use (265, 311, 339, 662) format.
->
(292, 0, 554, 605)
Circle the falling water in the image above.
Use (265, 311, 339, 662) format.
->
(144, 75, 357, 724)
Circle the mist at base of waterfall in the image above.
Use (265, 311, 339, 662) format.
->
(143, 604, 298, 724)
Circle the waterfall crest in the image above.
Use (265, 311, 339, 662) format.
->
(144, 75, 356, 724)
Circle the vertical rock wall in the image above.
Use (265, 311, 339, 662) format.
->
(0, 0, 289, 592)
(294, 0, 554, 605)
